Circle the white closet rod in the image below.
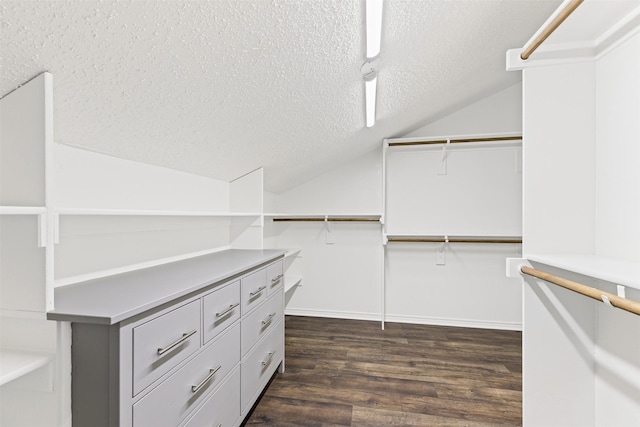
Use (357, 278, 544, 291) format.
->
(520, 0, 584, 60)
(521, 266, 640, 316)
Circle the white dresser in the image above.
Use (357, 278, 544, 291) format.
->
(48, 249, 285, 427)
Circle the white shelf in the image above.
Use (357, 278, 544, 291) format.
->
(283, 248, 302, 259)
(55, 246, 231, 287)
(285, 275, 302, 293)
(55, 208, 261, 217)
(0, 206, 47, 215)
(0, 349, 55, 386)
(527, 253, 640, 290)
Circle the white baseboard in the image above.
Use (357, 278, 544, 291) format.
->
(284, 308, 382, 323)
(284, 308, 522, 331)
(384, 314, 522, 331)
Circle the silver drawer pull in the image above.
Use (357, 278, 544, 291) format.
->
(261, 351, 275, 367)
(216, 303, 239, 318)
(157, 329, 197, 356)
(191, 365, 222, 393)
(250, 286, 266, 297)
(271, 274, 284, 284)
(261, 312, 276, 326)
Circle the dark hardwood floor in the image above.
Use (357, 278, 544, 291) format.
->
(245, 316, 522, 426)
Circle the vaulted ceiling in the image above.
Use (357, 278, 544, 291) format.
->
(1, 0, 561, 192)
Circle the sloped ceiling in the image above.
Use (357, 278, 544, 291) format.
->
(1, 0, 561, 192)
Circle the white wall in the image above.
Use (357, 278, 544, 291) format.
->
(54, 144, 229, 211)
(270, 149, 382, 214)
(405, 83, 522, 137)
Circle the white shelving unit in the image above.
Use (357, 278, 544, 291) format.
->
(506, 2, 640, 425)
(0, 72, 63, 425)
(382, 132, 524, 330)
(282, 249, 303, 294)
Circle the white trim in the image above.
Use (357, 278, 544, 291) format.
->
(284, 308, 382, 322)
(384, 314, 522, 331)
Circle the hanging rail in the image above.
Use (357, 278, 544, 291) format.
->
(387, 135, 521, 147)
(386, 236, 522, 244)
(520, 0, 584, 60)
(521, 266, 640, 316)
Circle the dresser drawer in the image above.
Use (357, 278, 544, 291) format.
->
(133, 300, 201, 395)
(133, 323, 240, 427)
(241, 289, 283, 356)
(182, 367, 240, 427)
(266, 260, 284, 294)
(202, 280, 241, 344)
(241, 268, 267, 315)
(241, 318, 284, 412)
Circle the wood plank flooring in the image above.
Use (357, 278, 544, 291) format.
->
(244, 316, 522, 426)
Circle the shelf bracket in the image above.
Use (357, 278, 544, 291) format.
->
(324, 215, 334, 245)
(436, 236, 448, 265)
(437, 139, 450, 175)
(617, 285, 626, 298)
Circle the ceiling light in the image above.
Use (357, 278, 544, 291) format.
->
(365, 73, 377, 128)
(366, 0, 383, 59)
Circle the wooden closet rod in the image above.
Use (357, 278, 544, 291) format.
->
(387, 136, 521, 147)
(520, 0, 584, 60)
(521, 266, 640, 316)
(387, 236, 522, 244)
(273, 217, 380, 222)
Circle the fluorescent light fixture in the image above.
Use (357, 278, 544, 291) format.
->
(365, 74, 377, 128)
(366, 0, 383, 58)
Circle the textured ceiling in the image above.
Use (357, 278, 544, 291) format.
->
(1, 0, 562, 193)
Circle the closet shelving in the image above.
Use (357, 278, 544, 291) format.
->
(505, 2, 640, 424)
(381, 131, 523, 329)
(0, 71, 59, 423)
(282, 249, 303, 293)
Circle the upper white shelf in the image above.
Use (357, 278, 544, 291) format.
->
(0, 206, 47, 215)
(0, 349, 55, 386)
(54, 208, 261, 217)
(527, 253, 640, 290)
